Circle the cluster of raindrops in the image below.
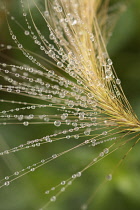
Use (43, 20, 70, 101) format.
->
(0, 0, 139, 209)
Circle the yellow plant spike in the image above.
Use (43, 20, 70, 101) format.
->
(0, 0, 139, 209)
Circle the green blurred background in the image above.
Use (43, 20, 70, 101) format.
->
(0, 0, 140, 210)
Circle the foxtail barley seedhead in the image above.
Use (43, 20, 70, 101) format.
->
(0, 0, 140, 209)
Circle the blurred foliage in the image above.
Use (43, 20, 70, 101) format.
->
(0, 0, 140, 210)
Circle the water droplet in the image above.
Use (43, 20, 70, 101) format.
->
(44, 136, 51, 142)
(57, 62, 63, 68)
(49, 34, 55, 40)
(24, 30, 30, 36)
(4, 181, 10, 186)
(61, 187, 65, 192)
(5, 176, 9, 180)
(99, 152, 104, 157)
(12, 35, 16, 40)
(107, 58, 113, 66)
(72, 174, 76, 179)
(90, 34, 94, 42)
(44, 10, 49, 17)
(84, 128, 91, 135)
(50, 196, 56, 202)
(71, 19, 77, 25)
(45, 190, 50, 194)
(102, 131, 107, 135)
(56, 5, 62, 13)
(52, 154, 57, 158)
(7, 45, 12, 49)
(61, 181, 66, 185)
(54, 120, 61, 127)
(76, 172, 82, 177)
(105, 70, 112, 77)
(116, 78, 121, 85)
(93, 158, 97, 162)
(74, 134, 79, 139)
(103, 148, 109, 154)
(68, 181, 72, 185)
(23, 121, 29, 126)
(14, 171, 19, 176)
(61, 113, 68, 120)
(106, 174, 112, 181)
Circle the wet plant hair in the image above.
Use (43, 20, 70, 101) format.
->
(0, 0, 140, 209)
